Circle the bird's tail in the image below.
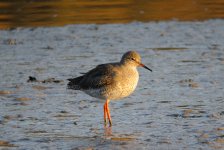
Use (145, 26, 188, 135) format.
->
(67, 76, 83, 90)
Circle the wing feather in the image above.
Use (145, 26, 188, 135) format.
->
(67, 63, 117, 90)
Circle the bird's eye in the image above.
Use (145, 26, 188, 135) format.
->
(131, 58, 135, 61)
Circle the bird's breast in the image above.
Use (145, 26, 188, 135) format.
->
(117, 68, 139, 99)
(101, 67, 139, 100)
(83, 67, 139, 100)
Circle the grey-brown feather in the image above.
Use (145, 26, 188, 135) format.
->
(67, 63, 117, 90)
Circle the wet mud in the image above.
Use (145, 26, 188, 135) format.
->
(0, 20, 224, 149)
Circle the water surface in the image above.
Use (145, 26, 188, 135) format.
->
(1, 0, 224, 29)
(0, 20, 224, 149)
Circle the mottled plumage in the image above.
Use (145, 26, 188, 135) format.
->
(67, 51, 152, 126)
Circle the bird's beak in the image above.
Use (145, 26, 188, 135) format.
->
(139, 63, 152, 72)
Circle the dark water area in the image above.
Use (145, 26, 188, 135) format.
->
(1, 0, 224, 29)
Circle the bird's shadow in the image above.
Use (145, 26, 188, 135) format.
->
(104, 126, 112, 136)
(102, 126, 136, 142)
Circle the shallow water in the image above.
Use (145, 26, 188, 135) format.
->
(0, 20, 224, 149)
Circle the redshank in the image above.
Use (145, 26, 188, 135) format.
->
(67, 51, 152, 127)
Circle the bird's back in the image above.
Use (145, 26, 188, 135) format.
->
(67, 63, 118, 90)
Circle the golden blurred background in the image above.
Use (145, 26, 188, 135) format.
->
(0, 0, 224, 29)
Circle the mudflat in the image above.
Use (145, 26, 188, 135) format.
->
(0, 20, 224, 149)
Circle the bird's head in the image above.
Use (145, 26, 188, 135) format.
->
(120, 51, 152, 72)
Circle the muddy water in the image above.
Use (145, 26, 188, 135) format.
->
(1, 0, 224, 29)
(1, 20, 224, 149)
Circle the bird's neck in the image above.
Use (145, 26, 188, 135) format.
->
(120, 62, 137, 71)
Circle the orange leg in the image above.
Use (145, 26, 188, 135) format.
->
(105, 99, 112, 127)
(103, 102, 107, 126)
(103, 99, 112, 127)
